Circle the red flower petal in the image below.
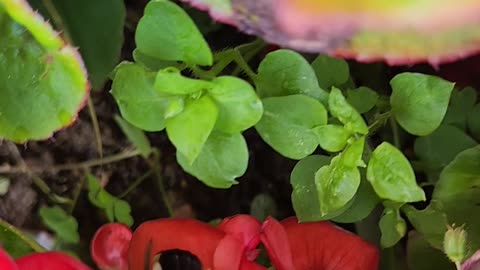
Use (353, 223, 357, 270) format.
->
(260, 217, 295, 270)
(0, 248, 18, 270)
(91, 223, 132, 270)
(128, 218, 224, 269)
(218, 215, 262, 252)
(15, 252, 91, 270)
(263, 217, 380, 270)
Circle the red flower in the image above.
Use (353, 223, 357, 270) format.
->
(0, 247, 91, 270)
(261, 217, 380, 270)
(127, 216, 266, 270)
(91, 223, 132, 270)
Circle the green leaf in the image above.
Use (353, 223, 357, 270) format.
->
(329, 87, 368, 135)
(255, 95, 327, 159)
(256, 49, 328, 103)
(346, 87, 379, 114)
(39, 206, 79, 244)
(311, 54, 349, 90)
(315, 138, 365, 216)
(209, 76, 263, 133)
(250, 193, 278, 221)
(113, 115, 152, 158)
(166, 95, 218, 163)
(433, 146, 480, 252)
(0, 219, 45, 258)
(0, 1, 88, 142)
(414, 124, 477, 172)
(177, 132, 248, 188)
(390, 73, 454, 136)
(87, 174, 134, 226)
(468, 103, 480, 141)
(313, 124, 351, 152)
(407, 232, 455, 270)
(402, 201, 448, 250)
(132, 49, 177, 71)
(333, 172, 380, 223)
(443, 87, 477, 130)
(379, 207, 407, 248)
(367, 142, 426, 202)
(40, 0, 125, 89)
(290, 155, 331, 222)
(154, 67, 214, 95)
(135, 0, 212, 66)
(111, 62, 183, 131)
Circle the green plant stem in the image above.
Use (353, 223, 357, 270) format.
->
(147, 150, 173, 217)
(66, 174, 87, 214)
(52, 149, 139, 171)
(389, 117, 401, 149)
(118, 169, 154, 198)
(87, 97, 103, 158)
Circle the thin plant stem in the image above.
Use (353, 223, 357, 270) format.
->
(87, 97, 103, 158)
(52, 149, 139, 171)
(389, 117, 401, 149)
(67, 173, 87, 214)
(147, 150, 173, 217)
(118, 169, 154, 199)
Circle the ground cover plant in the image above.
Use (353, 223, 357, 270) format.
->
(0, 0, 480, 269)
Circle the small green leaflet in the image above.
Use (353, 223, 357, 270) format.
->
(346, 87, 379, 114)
(329, 87, 368, 135)
(313, 124, 351, 152)
(154, 67, 214, 95)
(311, 54, 350, 90)
(379, 207, 407, 248)
(442, 87, 477, 130)
(39, 206, 80, 244)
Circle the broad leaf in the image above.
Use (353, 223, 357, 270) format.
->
(113, 115, 152, 158)
(443, 87, 477, 130)
(0, 0, 88, 142)
(135, 0, 212, 66)
(390, 73, 454, 136)
(346, 87, 379, 114)
(414, 124, 477, 172)
(311, 54, 349, 90)
(313, 124, 351, 152)
(111, 62, 182, 131)
(39, 206, 80, 244)
(256, 49, 328, 103)
(402, 201, 448, 250)
(35, 0, 125, 89)
(379, 207, 406, 248)
(315, 137, 365, 216)
(468, 104, 480, 141)
(177, 131, 248, 188)
(290, 155, 332, 221)
(329, 87, 368, 134)
(433, 146, 480, 252)
(367, 142, 425, 202)
(133, 48, 177, 71)
(255, 95, 327, 159)
(0, 220, 45, 258)
(166, 95, 218, 163)
(154, 67, 214, 95)
(407, 232, 455, 270)
(209, 76, 263, 133)
(87, 174, 134, 226)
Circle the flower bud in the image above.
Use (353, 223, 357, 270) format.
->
(443, 224, 468, 264)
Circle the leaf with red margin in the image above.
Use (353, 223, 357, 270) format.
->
(183, 0, 480, 65)
(0, 0, 89, 143)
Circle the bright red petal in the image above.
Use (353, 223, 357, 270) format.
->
(280, 217, 379, 270)
(91, 223, 132, 270)
(128, 218, 224, 270)
(15, 252, 91, 270)
(218, 215, 262, 251)
(0, 248, 18, 270)
(214, 234, 244, 270)
(260, 217, 295, 270)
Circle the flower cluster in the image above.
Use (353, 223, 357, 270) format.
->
(90, 215, 380, 270)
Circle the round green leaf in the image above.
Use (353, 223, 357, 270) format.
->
(367, 142, 426, 202)
(414, 124, 477, 172)
(379, 207, 407, 248)
(433, 146, 480, 252)
(177, 132, 248, 188)
(390, 73, 454, 136)
(166, 95, 218, 164)
(0, 1, 88, 142)
(346, 86, 379, 114)
(311, 54, 350, 90)
(329, 87, 368, 135)
(256, 49, 328, 103)
(468, 103, 480, 141)
(135, 0, 213, 66)
(443, 87, 477, 130)
(111, 62, 181, 131)
(0, 220, 45, 258)
(154, 67, 214, 95)
(313, 124, 351, 152)
(255, 95, 327, 159)
(290, 155, 332, 222)
(209, 76, 263, 133)
(314, 138, 365, 216)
